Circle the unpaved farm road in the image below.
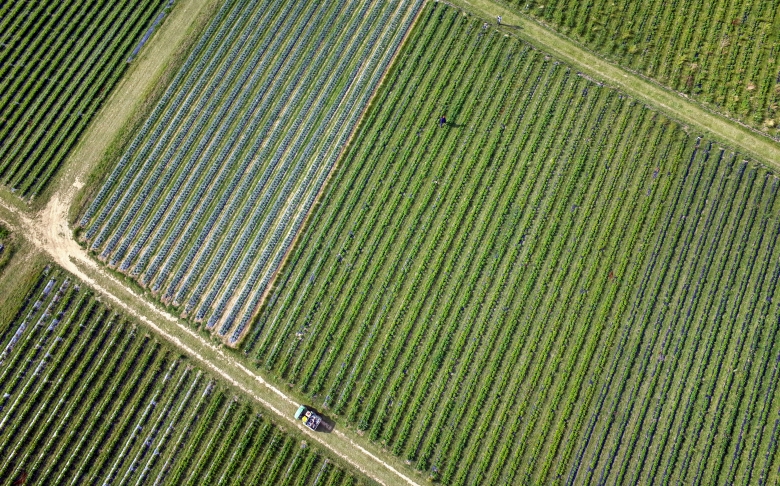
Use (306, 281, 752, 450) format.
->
(0, 194, 419, 486)
(445, 0, 780, 171)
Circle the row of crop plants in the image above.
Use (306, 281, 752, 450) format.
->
(0, 265, 367, 485)
(242, 2, 780, 484)
(515, 0, 780, 136)
(0, 0, 170, 197)
(79, 0, 424, 343)
(0, 223, 11, 272)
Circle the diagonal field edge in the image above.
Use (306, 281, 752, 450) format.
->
(0, 0, 429, 482)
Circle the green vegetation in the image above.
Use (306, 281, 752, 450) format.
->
(0, 242, 47, 328)
(4, 0, 779, 483)
(0, 265, 367, 485)
(78, 0, 423, 344)
(68, 0, 225, 220)
(0, 223, 11, 272)
(244, 3, 780, 484)
(0, 0, 171, 198)
(512, 0, 780, 137)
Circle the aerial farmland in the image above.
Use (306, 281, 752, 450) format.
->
(1, 0, 780, 484)
(0, 266, 365, 484)
(79, 0, 423, 344)
(518, 0, 780, 137)
(0, 0, 171, 198)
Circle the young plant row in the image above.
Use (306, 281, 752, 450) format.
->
(243, 2, 780, 483)
(80, 0, 424, 342)
(0, 267, 367, 485)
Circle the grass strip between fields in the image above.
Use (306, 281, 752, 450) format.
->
(443, 0, 780, 170)
(0, 198, 420, 485)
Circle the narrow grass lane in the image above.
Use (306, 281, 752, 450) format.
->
(445, 0, 780, 169)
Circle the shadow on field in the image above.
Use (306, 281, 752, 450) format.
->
(308, 407, 335, 433)
(318, 416, 336, 433)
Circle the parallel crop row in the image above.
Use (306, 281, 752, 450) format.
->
(516, 0, 780, 136)
(244, 3, 780, 484)
(0, 266, 366, 485)
(0, 0, 170, 197)
(80, 0, 424, 343)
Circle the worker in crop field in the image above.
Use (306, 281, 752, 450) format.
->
(439, 115, 447, 128)
(497, 15, 502, 25)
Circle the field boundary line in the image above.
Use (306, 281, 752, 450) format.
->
(521, 11, 780, 144)
(440, 0, 780, 170)
(247, 0, 428, 344)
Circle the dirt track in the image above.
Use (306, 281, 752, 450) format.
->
(447, 0, 780, 170)
(0, 191, 420, 486)
(0, 0, 425, 482)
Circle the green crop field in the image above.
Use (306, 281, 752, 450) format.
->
(0, 223, 11, 272)
(0, 0, 171, 198)
(4, 0, 780, 484)
(79, 0, 423, 345)
(0, 265, 367, 485)
(513, 0, 780, 137)
(243, 3, 780, 484)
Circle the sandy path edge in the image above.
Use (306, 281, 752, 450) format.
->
(444, 0, 780, 169)
(0, 191, 420, 486)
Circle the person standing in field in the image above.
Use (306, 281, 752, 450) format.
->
(439, 115, 447, 128)
(497, 15, 502, 25)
